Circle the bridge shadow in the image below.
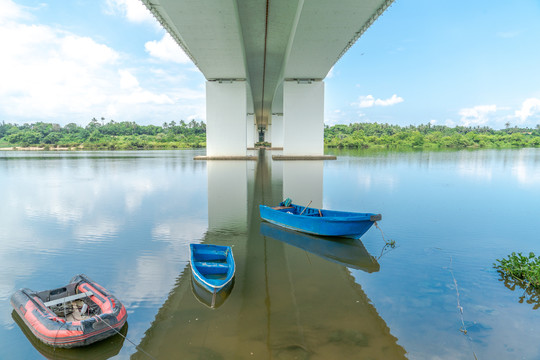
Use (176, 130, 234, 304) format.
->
(132, 151, 406, 359)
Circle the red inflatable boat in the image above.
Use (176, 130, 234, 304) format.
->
(11, 274, 127, 348)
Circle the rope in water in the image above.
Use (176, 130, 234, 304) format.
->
(80, 293, 156, 360)
(93, 313, 156, 360)
(374, 221, 397, 259)
(448, 257, 478, 360)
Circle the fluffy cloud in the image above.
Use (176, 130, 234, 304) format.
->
(0, 0, 28, 22)
(145, 33, 192, 64)
(458, 105, 498, 126)
(119, 69, 140, 89)
(104, 0, 155, 24)
(514, 98, 540, 123)
(0, 0, 205, 125)
(0, 19, 120, 118)
(353, 94, 404, 108)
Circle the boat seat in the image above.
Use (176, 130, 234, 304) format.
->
(194, 261, 229, 274)
(44, 291, 94, 307)
(194, 251, 227, 262)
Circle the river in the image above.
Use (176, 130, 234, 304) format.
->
(1, 148, 539, 359)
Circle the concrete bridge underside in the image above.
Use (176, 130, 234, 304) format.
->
(141, 0, 394, 157)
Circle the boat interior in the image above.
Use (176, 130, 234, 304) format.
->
(36, 284, 101, 321)
(192, 248, 230, 279)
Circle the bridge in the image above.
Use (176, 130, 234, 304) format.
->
(141, 0, 394, 158)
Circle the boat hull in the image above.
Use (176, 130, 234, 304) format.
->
(259, 203, 381, 237)
(189, 244, 235, 306)
(10, 274, 127, 348)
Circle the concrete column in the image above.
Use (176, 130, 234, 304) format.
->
(206, 81, 247, 157)
(271, 114, 283, 148)
(246, 114, 255, 148)
(283, 81, 324, 156)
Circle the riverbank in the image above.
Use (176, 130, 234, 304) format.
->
(2, 120, 540, 151)
(0, 146, 80, 151)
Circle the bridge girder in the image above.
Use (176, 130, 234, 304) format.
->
(141, 0, 394, 128)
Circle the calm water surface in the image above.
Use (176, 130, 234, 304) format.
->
(1, 149, 540, 359)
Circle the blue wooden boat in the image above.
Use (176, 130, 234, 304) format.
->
(259, 200, 381, 238)
(189, 244, 235, 308)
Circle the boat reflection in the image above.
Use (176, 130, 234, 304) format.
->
(260, 222, 380, 273)
(190, 270, 235, 309)
(11, 311, 127, 360)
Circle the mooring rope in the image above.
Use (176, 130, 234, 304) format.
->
(81, 293, 156, 360)
(374, 221, 394, 246)
(374, 221, 397, 259)
(448, 256, 478, 360)
(93, 314, 156, 360)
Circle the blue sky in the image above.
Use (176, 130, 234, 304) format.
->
(1, 0, 540, 129)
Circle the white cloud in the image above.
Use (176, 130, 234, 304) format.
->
(445, 119, 456, 127)
(514, 98, 540, 123)
(0, 0, 29, 22)
(60, 35, 119, 67)
(0, 20, 120, 118)
(104, 0, 155, 24)
(145, 33, 191, 64)
(326, 66, 335, 79)
(458, 105, 497, 126)
(0, 0, 206, 125)
(352, 94, 404, 108)
(119, 69, 140, 89)
(497, 31, 520, 39)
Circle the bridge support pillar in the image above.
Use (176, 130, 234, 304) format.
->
(205, 80, 249, 158)
(246, 114, 256, 148)
(270, 114, 283, 148)
(281, 80, 325, 157)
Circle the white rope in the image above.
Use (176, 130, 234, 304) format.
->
(448, 257, 478, 360)
(81, 293, 156, 360)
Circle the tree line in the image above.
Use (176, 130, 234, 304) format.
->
(1, 119, 540, 150)
(0, 118, 206, 150)
(324, 122, 540, 149)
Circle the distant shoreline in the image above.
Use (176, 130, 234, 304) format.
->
(0, 146, 79, 151)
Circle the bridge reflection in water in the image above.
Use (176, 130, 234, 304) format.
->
(133, 151, 406, 359)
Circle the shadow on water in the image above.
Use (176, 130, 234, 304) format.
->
(11, 311, 127, 360)
(190, 267, 235, 309)
(132, 150, 406, 359)
(259, 222, 380, 273)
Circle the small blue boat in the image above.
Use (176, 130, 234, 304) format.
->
(189, 244, 235, 308)
(259, 200, 381, 238)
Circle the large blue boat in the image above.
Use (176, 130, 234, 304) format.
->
(259, 200, 381, 238)
(189, 244, 235, 308)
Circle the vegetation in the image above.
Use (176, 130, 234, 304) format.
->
(2, 119, 540, 151)
(325, 122, 540, 150)
(0, 118, 206, 150)
(494, 252, 540, 288)
(494, 252, 540, 308)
